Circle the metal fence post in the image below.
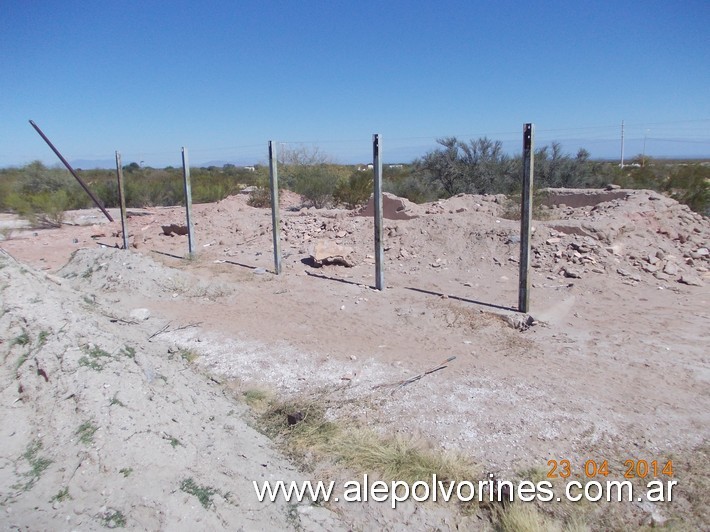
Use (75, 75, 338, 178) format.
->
(269, 141, 282, 274)
(181, 147, 196, 257)
(29, 120, 113, 222)
(373, 134, 384, 290)
(518, 123, 534, 313)
(115, 151, 129, 250)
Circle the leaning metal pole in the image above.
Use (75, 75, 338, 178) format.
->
(28, 120, 113, 222)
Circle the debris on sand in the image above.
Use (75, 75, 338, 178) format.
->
(309, 239, 355, 267)
(161, 224, 188, 236)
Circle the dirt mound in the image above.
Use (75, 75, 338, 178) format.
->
(58, 247, 234, 300)
(0, 249, 344, 530)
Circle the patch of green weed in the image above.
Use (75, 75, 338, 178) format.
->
(78, 344, 112, 371)
(165, 435, 183, 448)
(15, 353, 29, 370)
(12, 440, 52, 491)
(50, 487, 71, 503)
(100, 508, 126, 528)
(11, 331, 30, 347)
(110, 393, 125, 407)
(76, 421, 98, 445)
(120, 345, 136, 359)
(179, 348, 198, 363)
(180, 478, 218, 509)
(37, 330, 49, 347)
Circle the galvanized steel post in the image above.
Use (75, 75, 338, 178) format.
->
(115, 151, 129, 250)
(269, 141, 282, 274)
(518, 123, 534, 313)
(373, 134, 384, 290)
(181, 147, 196, 257)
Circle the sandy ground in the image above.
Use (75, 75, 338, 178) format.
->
(1, 188, 708, 529)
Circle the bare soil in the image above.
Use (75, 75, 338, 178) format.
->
(1, 188, 708, 530)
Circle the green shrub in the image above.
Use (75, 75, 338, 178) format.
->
(247, 176, 273, 208)
(383, 174, 440, 204)
(5, 189, 70, 228)
(666, 164, 710, 216)
(334, 170, 373, 209)
(293, 166, 339, 208)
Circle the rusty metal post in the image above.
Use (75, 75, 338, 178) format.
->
(115, 151, 129, 250)
(28, 120, 113, 222)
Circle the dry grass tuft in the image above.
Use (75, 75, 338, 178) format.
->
(255, 393, 478, 491)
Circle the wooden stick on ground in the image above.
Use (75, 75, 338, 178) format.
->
(373, 356, 457, 394)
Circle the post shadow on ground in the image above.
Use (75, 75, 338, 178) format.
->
(403, 286, 517, 313)
(150, 249, 270, 272)
(301, 258, 377, 290)
(150, 249, 187, 261)
(298, 257, 517, 310)
(221, 259, 270, 272)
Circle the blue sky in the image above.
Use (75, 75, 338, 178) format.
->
(1, 0, 708, 168)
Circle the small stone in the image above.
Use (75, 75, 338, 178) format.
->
(456, 207, 467, 213)
(546, 238, 561, 245)
(129, 308, 151, 321)
(605, 184, 621, 190)
(336, 230, 347, 238)
(287, 412, 304, 425)
(663, 262, 678, 276)
(642, 263, 658, 273)
(679, 275, 704, 286)
(617, 268, 641, 282)
(563, 266, 582, 279)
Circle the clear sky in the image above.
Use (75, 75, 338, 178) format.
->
(1, 0, 708, 168)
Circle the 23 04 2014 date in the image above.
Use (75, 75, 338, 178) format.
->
(547, 459, 673, 479)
